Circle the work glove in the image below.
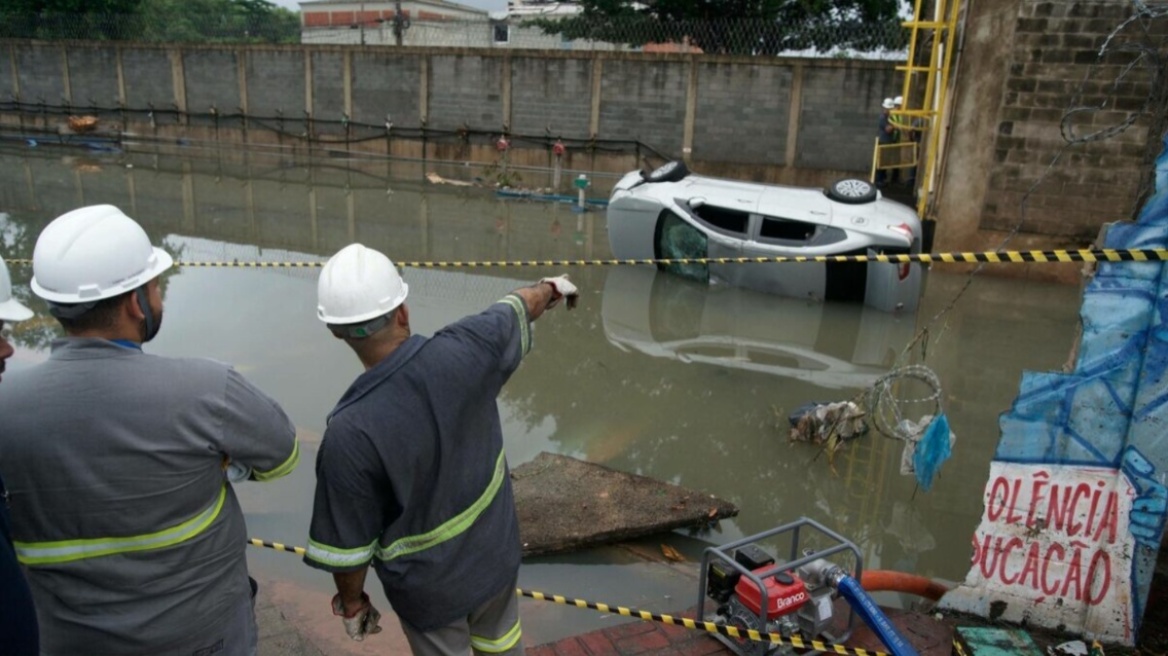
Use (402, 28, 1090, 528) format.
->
(225, 461, 252, 483)
(332, 592, 383, 641)
(539, 275, 579, 310)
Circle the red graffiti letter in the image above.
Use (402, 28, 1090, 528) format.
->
(1093, 492, 1120, 545)
(1085, 550, 1111, 605)
(1068, 484, 1091, 537)
(1000, 537, 1025, 585)
(1006, 479, 1025, 525)
(1041, 543, 1065, 596)
(988, 477, 1010, 522)
(1061, 547, 1084, 601)
(1019, 541, 1041, 589)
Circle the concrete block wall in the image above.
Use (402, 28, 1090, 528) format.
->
(597, 59, 688, 156)
(0, 41, 900, 181)
(184, 50, 241, 128)
(66, 46, 121, 112)
(15, 47, 66, 107)
(427, 54, 505, 131)
(693, 62, 792, 167)
(979, 0, 1152, 240)
(246, 49, 306, 118)
(509, 57, 593, 139)
(121, 47, 178, 125)
(798, 65, 896, 171)
(351, 52, 422, 127)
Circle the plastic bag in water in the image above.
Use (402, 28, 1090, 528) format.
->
(912, 412, 954, 491)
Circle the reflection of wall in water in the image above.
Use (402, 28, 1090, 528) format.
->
(0, 150, 608, 267)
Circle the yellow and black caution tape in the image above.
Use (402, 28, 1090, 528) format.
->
(245, 538, 889, 656)
(248, 538, 306, 556)
(518, 588, 890, 656)
(7, 247, 1168, 269)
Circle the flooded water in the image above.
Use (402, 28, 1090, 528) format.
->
(0, 145, 1084, 644)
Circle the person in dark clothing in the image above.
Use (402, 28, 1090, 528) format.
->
(0, 254, 38, 656)
(303, 243, 578, 655)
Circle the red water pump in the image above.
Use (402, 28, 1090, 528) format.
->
(734, 568, 809, 620)
(700, 519, 863, 656)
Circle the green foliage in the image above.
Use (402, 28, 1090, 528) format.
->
(0, 0, 300, 43)
(525, 0, 908, 55)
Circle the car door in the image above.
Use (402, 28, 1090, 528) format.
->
(737, 213, 828, 300)
(682, 203, 747, 286)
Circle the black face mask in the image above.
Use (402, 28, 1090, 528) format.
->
(135, 286, 163, 342)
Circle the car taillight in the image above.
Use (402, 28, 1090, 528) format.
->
(888, 223, 915, 245)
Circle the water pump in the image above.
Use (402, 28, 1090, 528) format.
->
(698, 517, 919, 656)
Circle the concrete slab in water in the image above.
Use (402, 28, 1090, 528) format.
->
(513, 452, 739, 557)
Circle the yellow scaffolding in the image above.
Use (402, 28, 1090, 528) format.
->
(870, 0, 963, 219)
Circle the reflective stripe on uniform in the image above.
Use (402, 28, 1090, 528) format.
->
(253, 439, 300, 482)
(304, 537, 378, 569)
(471, 619, 522, 654)
(376, 450, 507, 562)
(14, 484, 228, 566)
(499, 295, 531, 357)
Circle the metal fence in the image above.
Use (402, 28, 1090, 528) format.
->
(302, 17, 908, 58)
(0, 13, 907, 59)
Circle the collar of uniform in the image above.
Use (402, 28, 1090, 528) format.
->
(328, 334, 427, 423)
(49, 337, 146, 358)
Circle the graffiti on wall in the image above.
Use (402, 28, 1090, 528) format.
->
(939, 136, 1168, 644)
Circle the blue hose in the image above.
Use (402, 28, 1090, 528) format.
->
(835, 574, 920, 656)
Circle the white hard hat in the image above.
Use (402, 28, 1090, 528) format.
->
(894, 95, 904, 106)
(882, 98, 896, 109)
(317, 243, 408, 325)
(0, 255, 32, 322)
(31, 205, 173, 304)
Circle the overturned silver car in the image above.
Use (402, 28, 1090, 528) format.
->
(606, 162, 924, 312)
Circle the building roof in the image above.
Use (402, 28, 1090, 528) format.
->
(299, 0, 489, 15)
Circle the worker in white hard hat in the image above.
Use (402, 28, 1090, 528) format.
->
(0, 205, 300, 655)
(304, 243, 578, 655)
(877, 97, 899, 187)
(0, 254, 38, 656)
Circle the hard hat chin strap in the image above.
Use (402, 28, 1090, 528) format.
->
(329, 312, 393, 340)
(135, 287, 159, 342)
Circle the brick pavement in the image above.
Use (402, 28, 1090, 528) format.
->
(525, 609, 733, 656)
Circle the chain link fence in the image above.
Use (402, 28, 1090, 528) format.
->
(0, 13, 907, 59)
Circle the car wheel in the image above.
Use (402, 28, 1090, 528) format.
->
(643, 160, 690, 183)
(825, 178, 878, 204)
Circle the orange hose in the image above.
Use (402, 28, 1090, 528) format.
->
(860, 570, 951, 602)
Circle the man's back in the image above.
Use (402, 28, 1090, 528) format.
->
(0, 338, 296, 655)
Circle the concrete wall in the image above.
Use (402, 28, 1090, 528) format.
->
(935, 0, 1157, 281)
(0, 41, 899, 184)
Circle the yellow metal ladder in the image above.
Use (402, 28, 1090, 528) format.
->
(871, 0, 963, 219)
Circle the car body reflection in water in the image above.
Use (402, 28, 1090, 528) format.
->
(602, 267, 919, 390)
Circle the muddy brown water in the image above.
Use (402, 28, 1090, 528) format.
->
(0, 146, 1083, 645)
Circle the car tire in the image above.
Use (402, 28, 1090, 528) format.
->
(825, 178, 878, 204)
(643, 160, 690, 183)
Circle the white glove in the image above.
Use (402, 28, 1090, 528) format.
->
(225, 461, 252, 483)
(539, 275, 579, 310)
(332, 593, 383, 641)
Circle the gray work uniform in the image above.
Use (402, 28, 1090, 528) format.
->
(0, 339, 299, 656)
(305, 296, 530, 648)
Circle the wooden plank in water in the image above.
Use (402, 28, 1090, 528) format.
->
(513, 452, 738, 557)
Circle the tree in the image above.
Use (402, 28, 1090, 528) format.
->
(138, 0, 300, 44)
(0, 0, 299, 43)
(0, 0, 146, 39)
(525, 0, 908, 55)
